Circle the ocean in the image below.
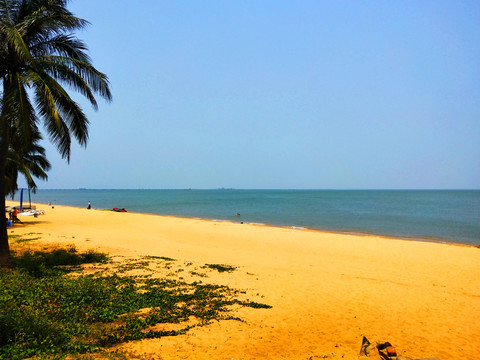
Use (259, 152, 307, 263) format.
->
(11, 189, 480, 246)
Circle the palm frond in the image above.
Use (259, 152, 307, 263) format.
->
(31, 33, 90, 61)
(1, 0, 112, 192)
(17, 0, 89, 38)
(36, 56, 98, 107)
(1, 19, 33, 65)
(45, 113, 71, 160)
(32, 68, 89, 148)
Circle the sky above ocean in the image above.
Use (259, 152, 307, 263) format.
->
(22, 1, 479, 190)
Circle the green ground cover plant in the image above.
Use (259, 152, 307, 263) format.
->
(204, 263, 237, 272)
(10, 233, 42, 243)
(0, 243, 271, 360)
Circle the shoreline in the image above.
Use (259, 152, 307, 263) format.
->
(5, 200, 480, 360)
(10, 200, 478, 248)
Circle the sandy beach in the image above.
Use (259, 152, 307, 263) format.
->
(6, 201, 480, 360)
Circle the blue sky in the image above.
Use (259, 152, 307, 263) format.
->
(28, 0, 479, 189)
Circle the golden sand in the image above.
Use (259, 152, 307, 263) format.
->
(6, 201, 480, 360)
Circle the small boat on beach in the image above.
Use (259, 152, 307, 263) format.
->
(18, 209, 45, 216)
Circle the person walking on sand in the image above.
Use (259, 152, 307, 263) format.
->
(87, 201, 91, 209)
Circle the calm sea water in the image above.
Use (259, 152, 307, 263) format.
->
(12, 189, 480, 245)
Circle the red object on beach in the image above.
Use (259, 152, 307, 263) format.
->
(113, 208, 127, 212)
(386, 346, 397, 356)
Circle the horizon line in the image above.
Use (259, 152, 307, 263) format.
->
(24, 188, 480, 191)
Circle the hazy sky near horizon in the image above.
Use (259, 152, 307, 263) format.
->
(25, 1, 479, 189)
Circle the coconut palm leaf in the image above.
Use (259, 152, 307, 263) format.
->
(5, 126, 50, 197)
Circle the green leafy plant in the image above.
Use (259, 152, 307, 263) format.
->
(11, 247, 109, 277)
(0, 248, 271, 360)
(10, 232, 42, 243)
(204, 264, 237, 272)
(190, 271, 208, 278)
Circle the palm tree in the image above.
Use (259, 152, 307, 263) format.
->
(5, 126, 51, 198)
(0, 0, 112, 267)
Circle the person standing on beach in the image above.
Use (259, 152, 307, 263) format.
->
(87, 201, 91, 210)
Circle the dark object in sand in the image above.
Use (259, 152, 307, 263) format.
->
(360, 338, 441, 360)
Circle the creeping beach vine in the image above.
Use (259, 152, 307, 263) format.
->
(0, 241, 271, 360)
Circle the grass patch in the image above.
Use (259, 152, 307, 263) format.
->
(243, 301, 272, 309)
(190, 271, 208, 278)
(114, 260, 151, 273)
(9, 233, 41, 243)
(204, 263, 237, 272)
(11, 247, 109, 277)
(13, 236, 41, 243)
(148, 255, 176, 261)
(0, 247, 271, 360)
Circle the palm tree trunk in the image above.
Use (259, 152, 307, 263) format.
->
(0, 166, 12, 268)
(0, 107, 13, 268)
